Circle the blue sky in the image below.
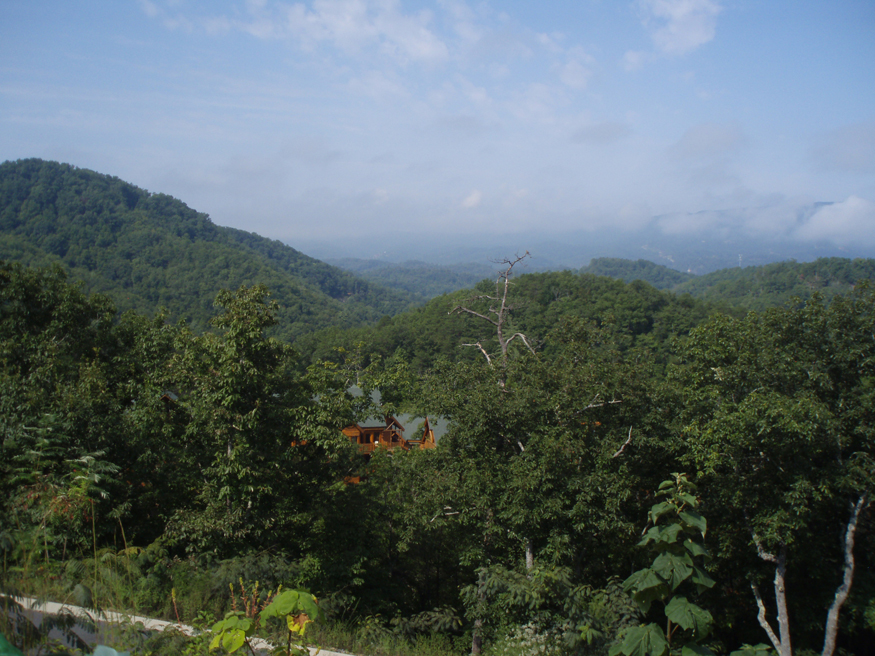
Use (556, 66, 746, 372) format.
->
(2, 0, 874, 254)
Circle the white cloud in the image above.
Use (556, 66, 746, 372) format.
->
(672, 122, 744, 159)
(571, 121, 632, 145)
(280, 0, 450, 63)
(622, 50, 647, 71)
(558, 47, 594, 90)
(811, 122, 875, 174)
(141, 0, 449, 64)
(635, 0, 723, 56)
(139, 0, 159, 18)
(347, 70, 409, 99)
(795, 196, 875, 247)
(462, 189, 482, 208)
(437, 0, 482, 45)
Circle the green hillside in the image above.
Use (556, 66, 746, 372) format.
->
(327, 257, 498, 301)
(577, 256, 875, 310)
(298, 268, 728, 371)
(672, 257, 875, 310)
(0, 158, 414, 340)
(580, 257, 695, 289)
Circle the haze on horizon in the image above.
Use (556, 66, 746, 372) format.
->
(1, 1, 874, 261)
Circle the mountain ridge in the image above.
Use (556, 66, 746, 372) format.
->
(0, 158, 415, 341)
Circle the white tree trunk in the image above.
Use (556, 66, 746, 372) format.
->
(822, 494, 869, 656)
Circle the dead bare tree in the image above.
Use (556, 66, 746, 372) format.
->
(450, 251, 535, 369)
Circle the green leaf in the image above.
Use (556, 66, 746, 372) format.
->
(262, 590, 302, 618)
(653, 552, 693, 589)
(617, 623, 669, 656)
(683, 539, 709, 559)
(679, 510, 707, 535)
(691, 565, 716, 591)
(222, 629, 246, 653)
(639, 523, 683, 546)
(665, 596, 713, 638)
(682, 645, 716, 656)
(677, 493, 699, 508)
(0, 633, 23, 656)
(649, 501, 674, 523)
(261, 589, 324, 624)
(729, 644, 772, 656)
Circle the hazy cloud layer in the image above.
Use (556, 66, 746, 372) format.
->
(3, 1, 874, 256)
(796, 197, 875, 247)
(811, 123, 875, 174)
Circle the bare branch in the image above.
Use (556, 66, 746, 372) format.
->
(453, 251, 534, 368)
(612, 427, 633, 458)
(429, 506, 461, 523)
(506, 332, 536, 355)
(451, 306, 499, 327)
(581, 394, 623, 411)
(822, 493, 869, 656)
(751, 582, 782, 653)
(461, 342, 493, 365)
(746, 515, 778, 564)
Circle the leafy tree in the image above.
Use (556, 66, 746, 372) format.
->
(165, 284, 314, 554)
(673, 290, 875, 655)
(413, 258, 657, 653)
(614, 473, 716, 656)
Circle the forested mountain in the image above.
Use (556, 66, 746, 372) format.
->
(297, 268, 731, 371)
(672, 257, 875, 310)
(577, 255, 875, 310)
(2, 257, 872, 655)
(325, 257, 497, 301)
(580, 257, 695, 289)
(0, 158, 415, 340)
(1, 160, 873, 656)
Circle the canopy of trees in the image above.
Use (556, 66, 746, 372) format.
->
(2, 257, 871, 655)
(0, 158, 415, 342)
(1, 159, 874, 654)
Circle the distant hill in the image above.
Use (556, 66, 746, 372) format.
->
(297, 268, 727, 371)
(326, 258, 498, 301)
(580, 257, 695, 290)
(0, 158, 415, 340)
(672, 257, 875, 310)
(578, 256, 875, 310)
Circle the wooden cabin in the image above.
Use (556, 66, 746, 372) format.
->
(343, 416, 436, 455)
(405, 416, 437, 450)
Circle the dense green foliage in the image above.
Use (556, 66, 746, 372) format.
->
(327, 258, 498, 302)
(1, 246, 874, 653)
(581, 258, 695, 290)
(298, 270, 725, 373)
(0, 158, 415, 342)
(672, 258, 875, 310)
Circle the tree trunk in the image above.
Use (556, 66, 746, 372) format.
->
(471, 618, 483, 655)
(751, 539, 792, 656)
(471, 568, 486, 655)
(773, 547, 792, 656)
(525, 538, 534, 572)
(822, 494, 869, 656)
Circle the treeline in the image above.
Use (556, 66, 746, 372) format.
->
(0, 158, 415, 341)
(297, 269, 733, 372)
(672, 257, 875, 310)
(1, 258, 872, 655)
(580, 257, 695, 290)
(327, 258, 498, 302)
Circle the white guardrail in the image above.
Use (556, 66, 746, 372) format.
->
(6, 596, 354, 656)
